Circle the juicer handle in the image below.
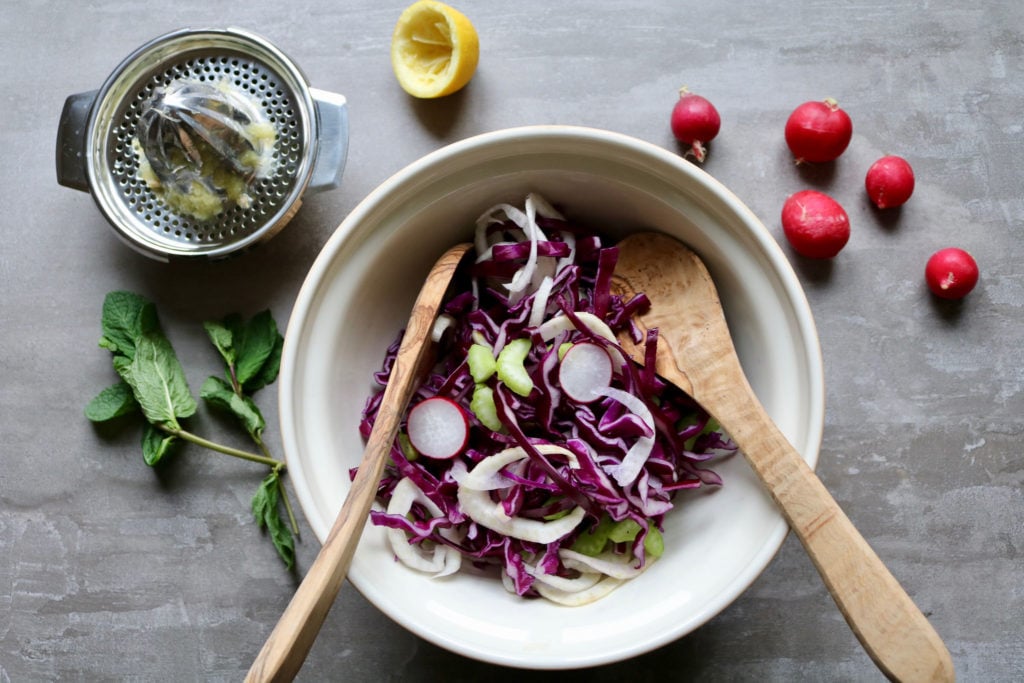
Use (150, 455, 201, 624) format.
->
(56, 90, 97, 192)
(307, 89, 349, 193)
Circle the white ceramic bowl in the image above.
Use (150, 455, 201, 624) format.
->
(280, 125, 824, 669)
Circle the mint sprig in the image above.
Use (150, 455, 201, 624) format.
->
(85, 291, 298, 569)
(201, 310, 297, 568)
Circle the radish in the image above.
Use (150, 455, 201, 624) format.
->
(784, 98, 853, 163)
(670, 87, 721, 163)
(780, 190, 851, 259)
(925, 247, 979, 299)
(865, 155, 915, 209)
(406, 397, 469, 459)
(537, 310, 627, 369)
(558, 342, 613, 403)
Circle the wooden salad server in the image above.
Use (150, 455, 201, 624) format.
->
(611, 232, 954, 683)
(246, 242, 473, 682)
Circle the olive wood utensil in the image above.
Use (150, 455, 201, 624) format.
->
(611, 232, 954, 683)
(247, 242, 473, 682)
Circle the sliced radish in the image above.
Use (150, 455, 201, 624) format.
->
(407, 397, 469, 459)
(538, 310, 613, 343)
(537, 310, 626, 369)
(559, 342, 613, 403)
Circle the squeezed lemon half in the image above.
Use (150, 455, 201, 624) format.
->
(391, 0, 479, 98)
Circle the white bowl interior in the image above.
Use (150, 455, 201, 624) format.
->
(280, 126, 824, 669)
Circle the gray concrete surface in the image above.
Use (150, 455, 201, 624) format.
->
(3, 1, 1021, 680)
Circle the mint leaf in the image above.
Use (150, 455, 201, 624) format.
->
(204, 311, 283, 393)
(251, 472, 276, 523)
(200, 375, 236, 408)
(112, 354, 132, 379)
(126, 332, 197, 427)
(252, 471, 296, 569)
(85, 381, 139, 422)
(99, 291, 158, 360)
(234, 310, 280, 388)
(203, 320, 236, 367)
(90, 291, 298, 569)
(243, 331, 283, 393)
(142, 423, 177, 466)
(201, 376, 266, 439)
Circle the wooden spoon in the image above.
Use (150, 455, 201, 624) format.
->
(611, 232, 954, 683)
(246, 242, 473, 683)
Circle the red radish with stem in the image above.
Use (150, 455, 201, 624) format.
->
(785, 98, 853, 163)
(866, 155, 915, 209)
(780, 190, 851, 259)
(670, 87, 721, 163)
(925, 248, 979, 299)
(559, 342, 613, 403)
(406, 397, 469, 459)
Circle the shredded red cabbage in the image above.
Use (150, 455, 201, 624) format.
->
(356, 194, 736, 604)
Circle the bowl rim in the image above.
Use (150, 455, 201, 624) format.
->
(279, 124, 825, 668)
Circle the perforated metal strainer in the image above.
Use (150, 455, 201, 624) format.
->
(57, 27, 348, 260)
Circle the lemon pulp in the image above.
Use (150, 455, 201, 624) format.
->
(391, 0, 479, 98)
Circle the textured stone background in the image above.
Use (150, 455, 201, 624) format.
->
(2, 1, 1021, 680)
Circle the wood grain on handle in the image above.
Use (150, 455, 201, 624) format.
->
(613, 233, 954, 683)
(692, 368, 954, 683)
(246, 243, 472, 683)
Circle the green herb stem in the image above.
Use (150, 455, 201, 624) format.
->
(228, 364, 243, 396)
(276, 473, 300, 536)
(165, 426, 285, 469)
(245, 409, 300, 537)
(96, 293, 295, 569)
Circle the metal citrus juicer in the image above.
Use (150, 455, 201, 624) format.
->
(56, 27, 349, 260)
